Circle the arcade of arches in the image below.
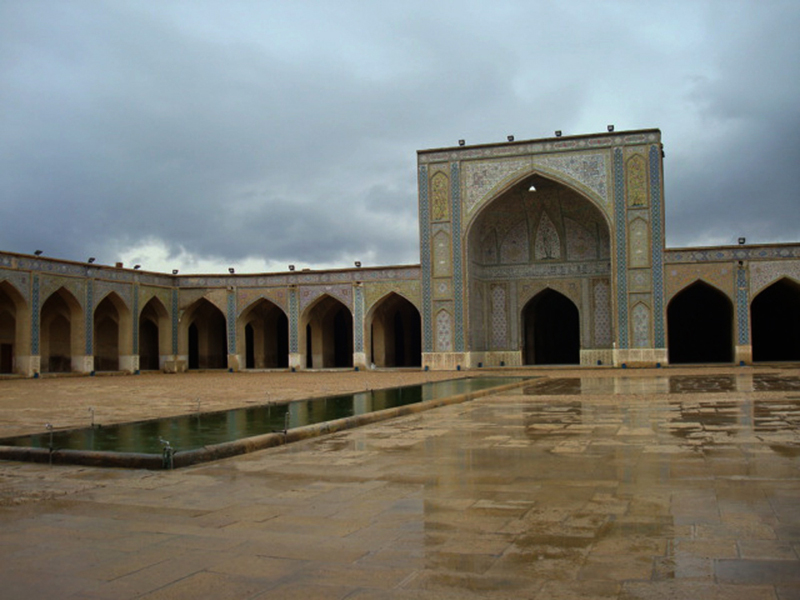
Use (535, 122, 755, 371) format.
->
(0, 128, 798, 375)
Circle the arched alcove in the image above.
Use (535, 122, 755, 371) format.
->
(466, 173, 610, 358)
(182, 298, 227, 369)
(368, 293, 421, 367)
(302, 295, 352, 368)
(0, 281, 27, 374)
(94, 296, 120, 371)
(522, 288, 580, 365)
(751, 278, 800, 362)
(40, 287, 82, 373)
(139, 297, 169, 370)
(667, 281, 733, 363)
(238, 299, 288, 369)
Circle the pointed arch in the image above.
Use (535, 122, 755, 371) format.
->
(465, 173, 610, 356)
(751, 277, 800, 362)
(464, 168, 612, 237)
(0, 281, 28, 374)
(301, 294, 352, 368)
(40, 287, 83, 373)
(668, 281, 733, 363)
(180, 298, 228, 369)
(139, 296, 170, 371)
(521, 288, 580, 365)
(237, 298, 288, 369)
(94, 292, 133, 371)
(367, 292, 421, 367)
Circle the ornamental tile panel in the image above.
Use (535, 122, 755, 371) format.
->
(632, 303, 651, 348)
(613, 148, 628, 348)
(532, 153, 610, 212)
(430, 171, 450, 222)
(419, 165, 433, 352)
(593, 280, 611, 347)
(435, 309, 453, 352)
(490, 284, 508, 349)
(464, 157, 530, 215)
(0, 269, 31, 302)
(750, 260, 800, 296)
(299, 285, 353, 311)
(565, 218, 597, 261)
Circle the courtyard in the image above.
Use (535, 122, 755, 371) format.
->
(0, 366, 799, 599)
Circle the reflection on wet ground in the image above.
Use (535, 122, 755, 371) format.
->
(519, 374, 800, 456)
(0, 368, 798, 599)
(524, 373, 800, 396)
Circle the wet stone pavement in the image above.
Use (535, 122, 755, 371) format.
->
(0, 369, 799, 599)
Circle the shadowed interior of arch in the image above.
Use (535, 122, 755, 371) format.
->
(369, 293, 421, 368)
(241, 299, 289, 369)
(751, 277, 800, 362)
(303, 295, 353, 369)
(185, 299, 227, 369)
(668, 281, 733, 364)
(522, 289, 580, 365)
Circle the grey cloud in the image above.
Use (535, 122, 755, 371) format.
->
(1, 1, 798, 269)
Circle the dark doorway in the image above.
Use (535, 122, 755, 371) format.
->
(668, 281, 733, 363)
(241, 300, 289, 369)
(139, 297, 167, 371)
(245, 324, 255, 369)
(0, 343, 11, 373)
(188, 323, 199, 369)
(139, 319, 160, 370)
(751, 278, 800, 362)
(369, 293, 422, 367)
(304, 296, 352, 368)
(522, 289, 580, 365)
(185, 299, 227, 369)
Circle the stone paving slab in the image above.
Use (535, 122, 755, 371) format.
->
(0, 366, 798, 599)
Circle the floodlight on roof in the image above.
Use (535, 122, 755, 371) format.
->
(228, 267, 235, 274)
(34, 249, 43, 256)
(607, 125, 614, 132)
(134, 264, 141, 270)
(87, 257, 95, 264)
(458, 139, 465, 146)
(555, 130, 562, 137)
(172, 269, 179, 275)
(507, 135, 514, 142)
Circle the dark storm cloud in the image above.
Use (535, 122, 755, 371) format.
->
(665, 3, 800, 246)
(1, 1, 798, 272)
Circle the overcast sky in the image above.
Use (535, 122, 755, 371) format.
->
(2, 1, 799, 274)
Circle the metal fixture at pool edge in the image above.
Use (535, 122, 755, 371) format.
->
(159, 438, 174, 470)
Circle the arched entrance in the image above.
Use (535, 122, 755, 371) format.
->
(139, 297, 169, 371)
(40, 288, 82, 373)
(522, 289, 580, 365)
(0, 281, 27, 374)
(183, 298, 227, 369)
(751, 278, 800, 362)
(238, 299, 289, 369)
(465, 173, 611, 364)
(368, 293, 421, 367)
(668, 281, 733, 363)
(302, 295, 353, 368)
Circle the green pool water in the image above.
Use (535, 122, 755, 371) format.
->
(0, 377, 527, 455)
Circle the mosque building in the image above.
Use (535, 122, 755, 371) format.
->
(1, 128, 798, 376)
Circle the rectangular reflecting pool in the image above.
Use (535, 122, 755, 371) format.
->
(0, 376, 530, 468)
